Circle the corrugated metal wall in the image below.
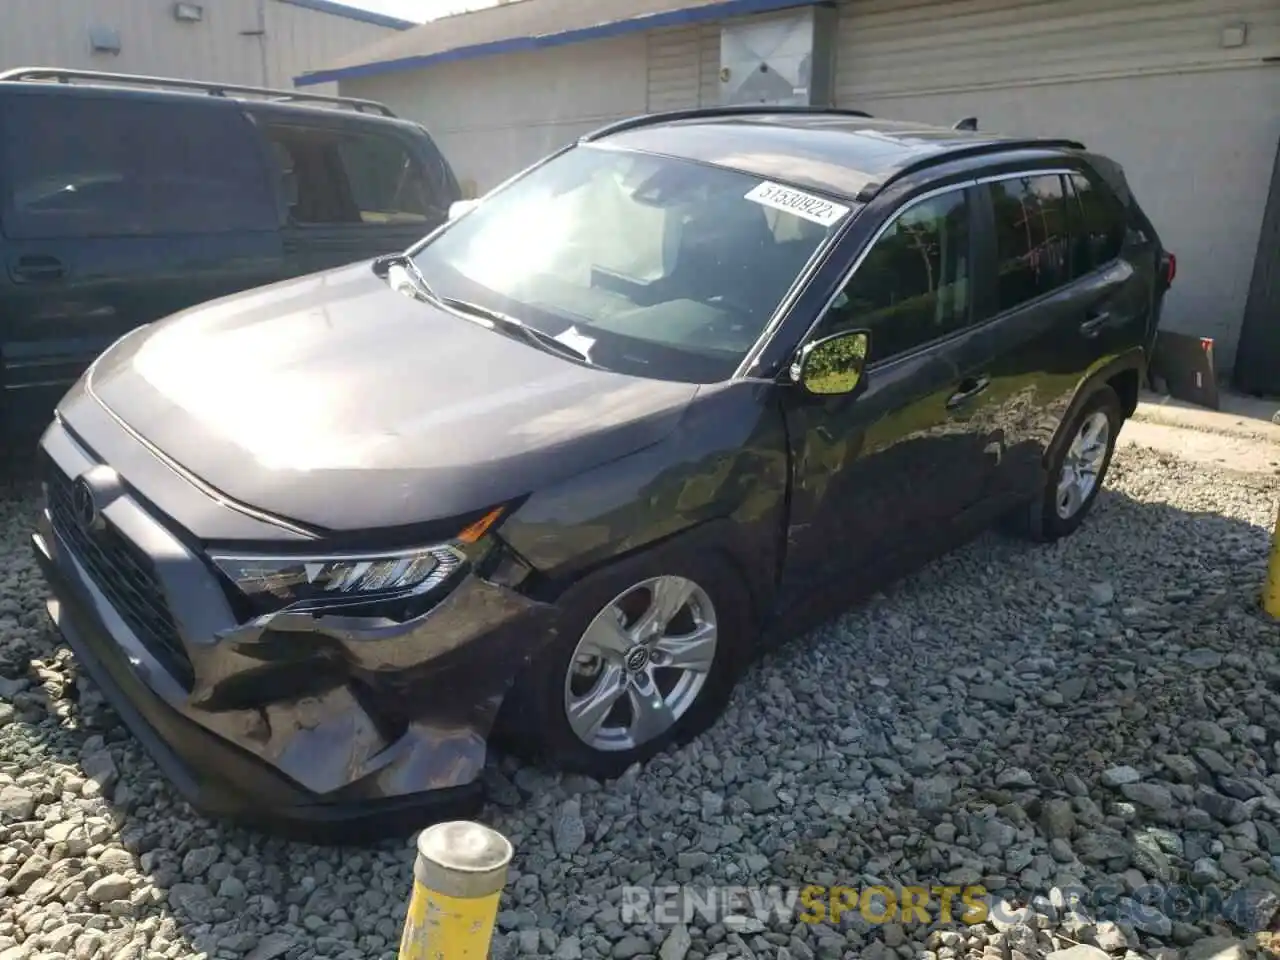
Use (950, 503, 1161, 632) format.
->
(831, 0, 1280, 370)
(834, 0, 1280, 101)
(0, 0, 398, 90)
(645, 23, 723, 110)
(647, 26, 703, 110)
(699, 23, 722, 105)
(265, 3, 399, 92)
(1, 0, 264, 81)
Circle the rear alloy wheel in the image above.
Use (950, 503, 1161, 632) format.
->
(1023, 385, 1122, 542)
(1055, 410, 1111, 521)
(503, 552, 748, 779)
(564, 576, 717, 753)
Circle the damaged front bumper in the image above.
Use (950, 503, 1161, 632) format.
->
(32, 420, 555, 838)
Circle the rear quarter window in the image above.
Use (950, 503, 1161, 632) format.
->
(0, 93, 277, 239)
(409, 125, 460, 203)
(262, 123, 447, 226)
(1067, 172, 1127, 276)
(989, 174, 1072, 312)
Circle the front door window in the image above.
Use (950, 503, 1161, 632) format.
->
(819, 189, 971, 363)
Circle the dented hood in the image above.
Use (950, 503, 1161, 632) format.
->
(82, 261, 697, 533)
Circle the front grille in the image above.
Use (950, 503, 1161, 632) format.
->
(46, 463, 195, 689)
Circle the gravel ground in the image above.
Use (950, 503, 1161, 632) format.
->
(1, 443, 1279, 960)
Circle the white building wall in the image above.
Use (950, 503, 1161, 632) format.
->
(343, 35, 651, 196)
(833, 0, 1280, 370)
(0, 0, 400, 91)
(264, 2, 396, 93)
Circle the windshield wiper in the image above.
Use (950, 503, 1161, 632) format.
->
(374, 255, 590, 364)
(438, 297, 590, 364)
(373, 253, 437, 303)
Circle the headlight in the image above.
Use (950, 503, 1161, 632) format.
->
(211, 505, 508, 619)
(211, 545, 465, 616)
(213, 545, 461, 603)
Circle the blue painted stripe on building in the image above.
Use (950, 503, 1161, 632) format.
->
(295, 0, 817, 86)
(277, 0, 417, 32)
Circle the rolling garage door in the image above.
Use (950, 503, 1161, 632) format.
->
(833, 0, 1280, 372)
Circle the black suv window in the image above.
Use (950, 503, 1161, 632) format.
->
(264, 125, 439, 226)
(1068, 172, 1126, 275)
(0, 94, 276, 239)
(990, 174, 1071, 312)
(821, 189, 971, 363)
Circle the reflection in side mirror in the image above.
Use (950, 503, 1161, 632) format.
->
(792, 329, 870, 396)
(448, 199, 480, 220)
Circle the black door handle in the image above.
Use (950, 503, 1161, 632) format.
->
(1080, 311, 1111, 338)
(11, 255, 66, 283)
(947, 376, 990, 409)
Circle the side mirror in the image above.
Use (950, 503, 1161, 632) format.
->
(791, 329, 870, 396)
(448, 199, 480, 220)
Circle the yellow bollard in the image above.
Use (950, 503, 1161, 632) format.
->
(1266, 501, 1280, 619)
(399, 820, 513, 960)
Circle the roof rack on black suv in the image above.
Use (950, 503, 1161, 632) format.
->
(582, 104, 875, 142)
(0, 67, 396, 116)
(852, 133, 1089, 202)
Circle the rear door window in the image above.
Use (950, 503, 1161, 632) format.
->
(989, 174, 1072, 312)
(1067, 172, 1127, 275)
(264, 125, 441, 226)
(0, 94, 276, 239)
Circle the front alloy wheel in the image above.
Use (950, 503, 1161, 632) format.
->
(564, 576, 717, 752)
(501, 550, 749, 779)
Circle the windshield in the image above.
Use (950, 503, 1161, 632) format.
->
(411, 144, 848, 382)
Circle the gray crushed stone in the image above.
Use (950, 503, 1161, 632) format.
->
(0, 444, 1277, 959)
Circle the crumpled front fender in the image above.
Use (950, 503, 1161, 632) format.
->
(184, 575, 558, 799)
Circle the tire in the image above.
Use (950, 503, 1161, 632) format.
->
(499, 548, 751, 780)
(1017, 385, 1123, 543)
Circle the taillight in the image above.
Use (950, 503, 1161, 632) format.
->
(1161, 252, 1177, 287)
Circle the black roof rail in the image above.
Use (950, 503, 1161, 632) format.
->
(0, 67, 397, 117)
(582, 104, 875, 141)
(853, 137, 1087, 203)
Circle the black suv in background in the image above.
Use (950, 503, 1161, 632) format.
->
(33, 106, 1174, 835)
(0, 68, 460, 440)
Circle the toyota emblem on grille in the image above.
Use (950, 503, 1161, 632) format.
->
(73, 476, 106, 533)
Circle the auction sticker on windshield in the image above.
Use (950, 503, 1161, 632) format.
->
(744, 181, 850, 227)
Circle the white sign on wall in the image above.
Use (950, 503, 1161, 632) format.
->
(719, 9, 825, 107)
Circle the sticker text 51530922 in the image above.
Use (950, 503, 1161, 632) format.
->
(744, 181, 851, 227)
